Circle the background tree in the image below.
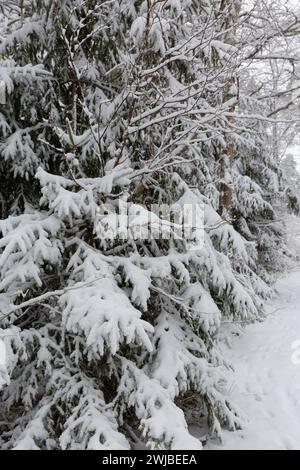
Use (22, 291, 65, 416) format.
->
(0, 0, 300, 450)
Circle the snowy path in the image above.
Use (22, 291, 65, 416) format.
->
(209, 271, 300, 450)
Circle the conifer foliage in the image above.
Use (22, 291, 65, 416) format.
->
(0, 0, 299, 450)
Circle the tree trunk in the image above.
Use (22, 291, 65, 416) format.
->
(218, 0, 241, 221)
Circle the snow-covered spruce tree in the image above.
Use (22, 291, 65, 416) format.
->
(203, 0, 300, 286)
(199, 0, 273, 300)
(0, 0, 274, 450)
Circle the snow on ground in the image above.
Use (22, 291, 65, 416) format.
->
(207, 271, 300, 450)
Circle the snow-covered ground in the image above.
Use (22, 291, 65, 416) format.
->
(207, 271, 300, 450)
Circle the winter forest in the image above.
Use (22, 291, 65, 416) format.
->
(1, 0, 300, 452)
